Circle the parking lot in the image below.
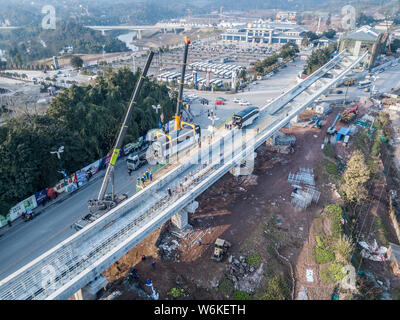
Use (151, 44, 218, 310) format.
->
(180, 56, 306, 130)
(106, 40, 280, 90)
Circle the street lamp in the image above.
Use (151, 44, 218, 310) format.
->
(152, 104, 161, 114)
(50, 146, 67, 179)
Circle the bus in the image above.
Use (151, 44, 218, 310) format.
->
(232, 106, 260, 128)
(358, 79, 371, 88)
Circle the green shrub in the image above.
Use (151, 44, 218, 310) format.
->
(325, 161, 339, 175)
(316, 236, 323, 247)
(167, 287, 184, 298)
(371, 138, 381, 157)
(314, 247, 335, 264)
(259, 274, 290, 300)
(234, 290, 252, 300)
(324, 204, 343, 238)
(246, 252, 262, 267)
(321, 263, 344, 284)
(217, 279, 234, 296)
(323, 144, 335, 159)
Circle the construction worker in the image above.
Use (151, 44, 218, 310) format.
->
(145, 170, 150, 180)
(128, 169, 132, 176)
(141, 254, 146, 261)
(149, 171, 153, 181)
(167, 187, 172, 197)
(137, 177, 141, 186)
(143, 173, 147, 182)
(130, 268, 138, 279)
(141, 176, 145, 187)
(151, 261, 156, 270)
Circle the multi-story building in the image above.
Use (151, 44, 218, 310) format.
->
(276, 11, 297, 21)
(339, 25, 388, 68)
(220, 20, 308, 47)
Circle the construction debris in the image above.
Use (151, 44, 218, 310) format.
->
(226, 255, 264, 294)
(267, 131, 296, 146)
(359, 239, 387, 261)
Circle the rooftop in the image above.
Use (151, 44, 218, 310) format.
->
(342, 25, 381, 42)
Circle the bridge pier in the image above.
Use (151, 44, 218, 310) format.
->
(101, 29, 106, 36)
(170, 201, 198, 237)
(137, 30, 142, 40)
(290, 115, 299, 124)
(71, 275, 108, 300)
(230, 152, 257, 176)
(73, 289, 83, 300)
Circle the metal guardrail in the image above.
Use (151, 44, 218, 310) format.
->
(0, 51, 367, 300)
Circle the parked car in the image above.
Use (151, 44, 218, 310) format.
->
(240, 101, 250, 106)
(233, 98, 241, 103)
(336, 90, 343, 94)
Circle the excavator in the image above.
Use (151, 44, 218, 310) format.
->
(327, 105, 359, 135)
(87, 50, 155, 213)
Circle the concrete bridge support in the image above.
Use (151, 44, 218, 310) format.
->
(170, 201, 198, 236)
(73, 289, 83, 300)
(71, 275, 107, 300)
(137, 30, 142, 40)
(230, 152, 257, 176)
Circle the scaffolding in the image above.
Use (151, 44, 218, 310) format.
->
(288, 168, 315, 186)
(288, 168, 320, 210)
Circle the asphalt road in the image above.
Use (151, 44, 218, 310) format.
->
(0, 158, 152, 280)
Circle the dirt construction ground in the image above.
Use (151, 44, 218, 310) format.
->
(100, 103, 400, 300)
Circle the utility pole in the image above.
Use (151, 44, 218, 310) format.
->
(344, 82, 349, 105)
(50, 146, 66, 180)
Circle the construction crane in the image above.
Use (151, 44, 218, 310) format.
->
(174, 36, 191, 130)
(87, 50, 155, 212)
(148, 36, 200, 165)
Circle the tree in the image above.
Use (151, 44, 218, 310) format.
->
(342, 150, 371, 204)
(0, 67, 176, 218)
(70, 56, 83, 69)
(391, 39, 400, 52)
(356, 13, 377, 27)
(322, 29, 336, 39)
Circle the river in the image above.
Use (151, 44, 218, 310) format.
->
(117, 31, 139, 51)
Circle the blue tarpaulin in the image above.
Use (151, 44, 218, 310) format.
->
(336, 127, 350, 141)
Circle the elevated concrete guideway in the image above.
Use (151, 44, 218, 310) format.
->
(85, 23, 209, 37)
(0, 50, 368, 300)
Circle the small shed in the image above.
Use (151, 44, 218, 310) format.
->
(387, 242, 400, 276)
(336, 127, 351, 141)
